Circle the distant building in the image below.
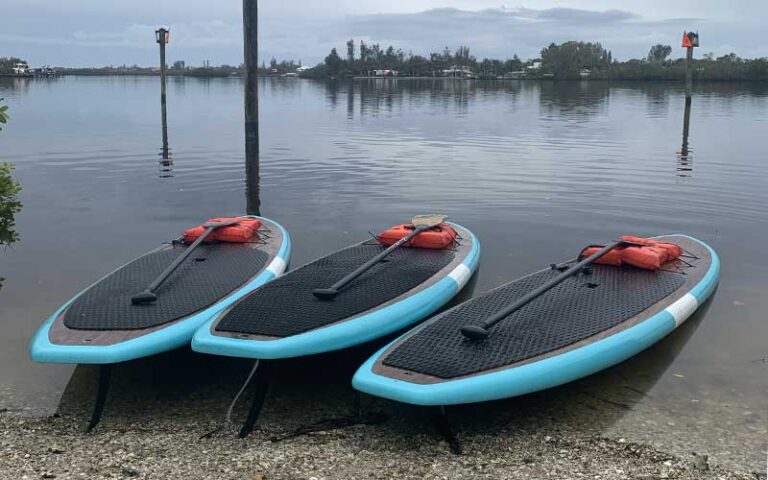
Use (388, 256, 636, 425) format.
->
(373, 69, 398, 77)
(526, 61, 542, 70)
(296, 66, 312, 73)
(579, 68, 592, 78)
(442, 65, 474, 78)
(12, 62, 31, 75)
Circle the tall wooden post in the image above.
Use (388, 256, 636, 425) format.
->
(681, 31, 698, 98)
(684, 47, 693, 97)
(243, 0, 260, 215)
(156, 28, 169, 125)
(156, 28, 172, 176)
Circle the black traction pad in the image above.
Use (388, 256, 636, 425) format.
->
(383, 264, 686, 379)
(215, 243, 456, 337)
(63, 243, 269, 330)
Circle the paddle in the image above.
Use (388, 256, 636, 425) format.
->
(460, 240, 626, 341)
(313, 214, 448, 300)
(131, 219, 241, 305)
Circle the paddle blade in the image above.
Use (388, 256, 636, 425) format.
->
(312, 288, 338, 300)
(131, 291, 158, 305)
(460, 325, 489, 340)
(411, 214, 447, 228)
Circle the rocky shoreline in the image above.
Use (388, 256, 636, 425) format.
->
(1, 346, 764, 480)
(0, 411, 760, 480)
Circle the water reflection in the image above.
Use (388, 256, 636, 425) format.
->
(677, 97, 693, 177)
(328, 79, 615, 121)
(538, 81, 611, 120)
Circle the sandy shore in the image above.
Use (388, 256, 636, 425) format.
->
(1, 346, 764, 480)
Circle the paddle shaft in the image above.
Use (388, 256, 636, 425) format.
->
(462, 241, 625, 339)
(313, 223, 432, 299)
(131, 219, 239, 304)
(148, 227, 214, 293)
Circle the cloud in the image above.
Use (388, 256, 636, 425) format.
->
(1, 22, 240, 49)
(3, 5, 765, 67)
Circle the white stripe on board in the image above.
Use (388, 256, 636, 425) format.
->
(448, 264, 472, 288)
(665, 293, 699, 327)
(266, 257, 287, 276)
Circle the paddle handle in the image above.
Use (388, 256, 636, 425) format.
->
(461, 241, 625, 340)
(313, 224, 431, 300)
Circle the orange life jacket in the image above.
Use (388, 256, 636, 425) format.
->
(378, 223, 458, 249)
(183, 217, 262, 244)
(579, 235, 683, 271)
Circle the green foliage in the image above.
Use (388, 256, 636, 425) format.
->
(324, 48, 343, 77)
(301, 39, 768, 81)
(0, 99, 8, 131)
(647, 45, 673, 63)
(0, 99, 22, 290)
(540, 41, 612, 79)
(0, 57, 26, 74)
(0, 163, 22, 248)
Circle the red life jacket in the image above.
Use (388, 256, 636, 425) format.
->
(183, 217, 261, 244)
(378, 223, 458, 249)
(579, 235, 683, 270)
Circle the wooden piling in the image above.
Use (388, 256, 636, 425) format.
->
(156, 28, 172, 177)
(243, 0, 260, 215)
(684, 47, 693, 98)
(157, 28, 168, 130)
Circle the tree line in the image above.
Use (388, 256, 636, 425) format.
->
(304, 40, 768, 81)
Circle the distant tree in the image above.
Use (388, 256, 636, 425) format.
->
(0, 57, 26, 74)
(172, 60, 186, 70)
(324, 48, 343, 76)
(454, 46, 475, 66)
(541, 41, 612, 78)
(717, 53, 742, 63)
(346, 39, 355, 64)
(647, 44, 672, 63)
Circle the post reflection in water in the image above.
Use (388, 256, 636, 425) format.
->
(676, 96, 693, 177)
(158, 73, 173, 178)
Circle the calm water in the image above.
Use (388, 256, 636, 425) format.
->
(0, 76, 766, 470)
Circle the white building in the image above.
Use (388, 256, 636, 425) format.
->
(373, 69, 398, 77)
(442, 65, 474, 78)
(12, 63, 31, 75)
(526, 61, 542, 70)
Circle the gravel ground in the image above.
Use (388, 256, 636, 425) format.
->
(1, 412, 762, 480)
(1, 345, 764, 480)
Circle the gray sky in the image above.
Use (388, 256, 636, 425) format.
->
(2, 1, 765, 67)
